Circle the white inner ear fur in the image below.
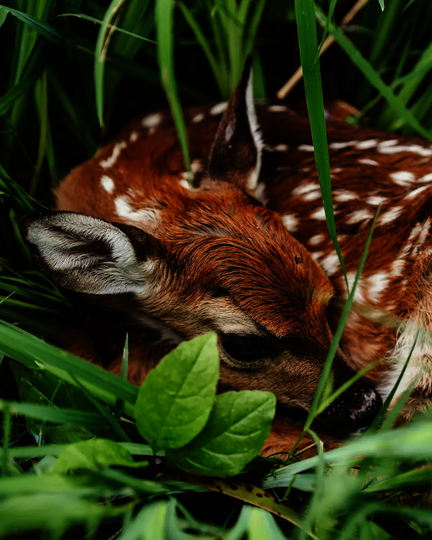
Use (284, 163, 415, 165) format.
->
(27, 214, 151, 295)
(246, 70, 264, 193)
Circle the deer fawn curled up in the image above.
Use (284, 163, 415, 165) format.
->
(21, 64, 432, 455)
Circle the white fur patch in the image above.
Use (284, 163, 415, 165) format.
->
(309, 234, 325, 246)
(329, 141, 356, 150)
(378, 142, 432, 157)
(390, 171, 416, 186)
(282, 214, 298, 232)
(129, 131, 139, 142)
(405, 185, 429, 200)
(192, 113, 204, 123)
(292, 183, 319, 197)
(268, 105, 288, 112)
(367, 272, 390, 303)
(142, 112, 163, 128)
(418, 172, 432, 183)
(334, 191, 357, 202)
(380, 207, 402, 225)
(100, 175, 115, 194)
(114, 195, 160, 225)
(381, 322, 432, 397)
(347, 209, 373, 224)
(100, 142, 127, 169)
(358, 158, 379, 166)
(297, 144, 314, 152)
(310, 208, 326, 220)
(320, 252, 339, 275)
(210, 102, 227, 115)
(355, 139, 378, 149)
(367, 195, 387, 205)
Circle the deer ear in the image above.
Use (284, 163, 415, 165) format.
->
(21, 211, 161, 295)
(207, 57, 263, 193)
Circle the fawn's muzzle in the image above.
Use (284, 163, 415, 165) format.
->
(318, 377, 382, 434)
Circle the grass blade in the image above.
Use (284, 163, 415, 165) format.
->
(156, 0, 190, 171)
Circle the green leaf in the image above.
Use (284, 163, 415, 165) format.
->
(54, 439, 148, 474)
(167, 390, 275, 477)
(135, 333, 219, 452)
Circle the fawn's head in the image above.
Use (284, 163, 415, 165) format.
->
(21, 62, 381, 435)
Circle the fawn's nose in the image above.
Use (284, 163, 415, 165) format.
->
(319, 378, 382, 434)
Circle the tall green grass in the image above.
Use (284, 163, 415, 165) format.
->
(1, 0, 432, 538)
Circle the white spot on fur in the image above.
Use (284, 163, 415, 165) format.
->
(114, 195, 160, 225)
(311, 251, 323, 262)
(129, 131, 139, 142)
(334, 190, 357, 202)
(303, 191, 322, 202)
(309, 234, 324, 246)
(405, 185, 429, 200)
(418, 172, 432, 183)
(268, 105, 288, 112)
(192, 113, 204, 123)
(320, 252, 339, 275)
(292, 183, 319, 197)
(380, 207, 402, 225)
(347, 210, 373, 224)
(100, 142, 127, 169)
(355, 139, 378, 150)
(390, 171, 416, 186)
(329, 141, 356, 150)
(191, 159, 203, 174)
(282, 214, 298, 232)
(381, 322, 432, 397)
(378, 142, 432, 157)
(275, 144, 288, 152)
(297, 144, 314, 152)
(210, 102, 227, 115)
(358, 158, 379, 166)
(367, 195, 387, 205)
(179, 179, 192, 191)
(100, 175, 115, 194)
(254, 182, 267, 204)
(310, 208, 326, 220)
(367, 272, 389, 303)
(142, 112, 162, 129)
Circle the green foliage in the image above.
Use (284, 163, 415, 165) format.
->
(166, 390, 275, 476)
(135, 333, 219, 452)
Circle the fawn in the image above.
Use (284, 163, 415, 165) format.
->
(21, 63, 432, 455)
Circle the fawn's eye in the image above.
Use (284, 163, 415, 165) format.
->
(220, 333, 277, 363)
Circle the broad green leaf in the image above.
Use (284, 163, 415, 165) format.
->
(135, 333, 219, 452)
(118, 501, 167, 540)
(54, 439, 147, 474)
(167, 390, 275, 477)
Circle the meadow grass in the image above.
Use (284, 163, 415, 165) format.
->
(1, 0, 432, 538)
